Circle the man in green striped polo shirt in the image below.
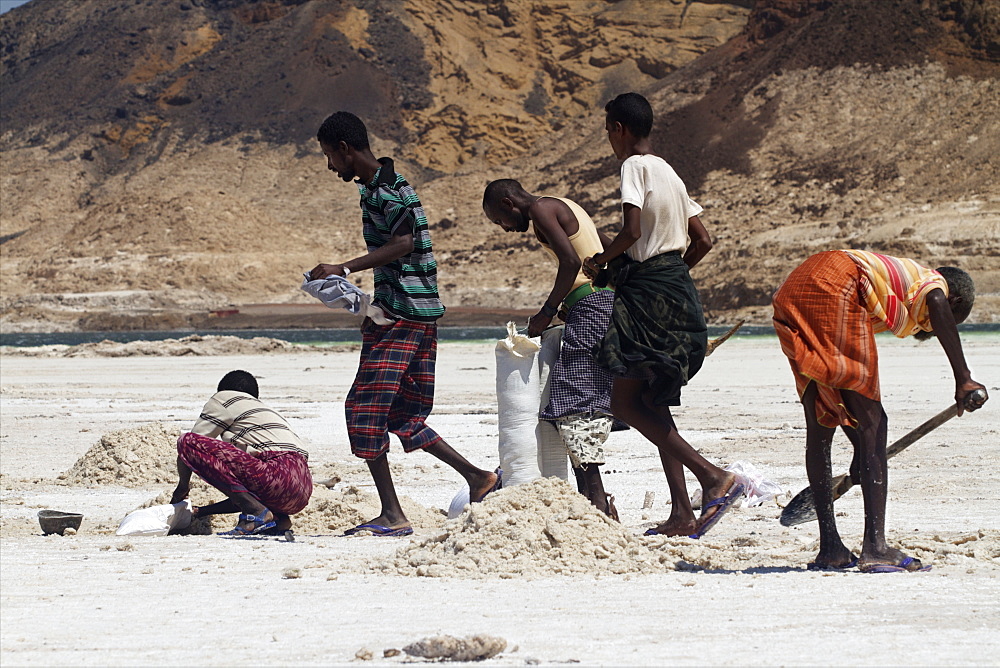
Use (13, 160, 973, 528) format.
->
(309, 112, 499, 537)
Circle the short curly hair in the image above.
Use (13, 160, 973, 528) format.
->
(217, 370, 259, 398)
(936, 266, 975, 323)
(317, 111, 370, 150)
(604, 92, 653, 138)
(483, 178, 523, 211)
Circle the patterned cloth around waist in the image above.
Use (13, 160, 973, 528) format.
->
(772, 250, 880, 428)
(177, 432, 312, 515)
(541, 289, 618, 420)
(595, 251, 707, 407)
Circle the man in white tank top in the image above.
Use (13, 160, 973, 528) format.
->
(483, 179, 621, 519)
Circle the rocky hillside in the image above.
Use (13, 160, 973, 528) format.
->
(1, 0, 997, 331)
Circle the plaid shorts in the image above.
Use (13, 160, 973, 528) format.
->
(540, 289, 616, 420)
(176, 432, 312, 515)
(345, 318, 444, 459)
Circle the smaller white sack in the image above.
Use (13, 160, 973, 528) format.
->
(724, 461, 783, 507)
(116, 500, 193, 536)
(536, 326, 568, 480)
(447, 485, 471, 519)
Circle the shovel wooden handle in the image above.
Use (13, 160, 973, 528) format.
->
(705, 320, 745, 357)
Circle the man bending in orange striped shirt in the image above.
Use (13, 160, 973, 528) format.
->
(772, 250, 987, 573)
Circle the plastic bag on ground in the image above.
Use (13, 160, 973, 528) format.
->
(116, 500, 193, 536)
(725, 461, 783, 507)
(448, 485, 471, 519)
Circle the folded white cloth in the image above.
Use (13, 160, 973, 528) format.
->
(301, 273, 395, 325)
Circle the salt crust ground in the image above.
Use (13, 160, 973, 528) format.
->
(1, 337, 998, 665)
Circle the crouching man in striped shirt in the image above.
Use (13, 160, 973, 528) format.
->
(309, 112, 500, 537)
(170, 370, 312, 536)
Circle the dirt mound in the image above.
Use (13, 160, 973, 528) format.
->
(380, 477, 670, 578)
(402, 635, 507, 662)
(65, 423, 183, 487)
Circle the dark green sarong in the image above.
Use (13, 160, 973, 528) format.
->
(594, 251, 707, 407)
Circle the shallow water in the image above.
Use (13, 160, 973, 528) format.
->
(0, 324, 808, 347)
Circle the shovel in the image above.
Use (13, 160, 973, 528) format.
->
(779, 388, 988, 526)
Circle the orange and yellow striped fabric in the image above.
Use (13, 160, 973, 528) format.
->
(773, 251, 879, 428)
(842, 249, 947, 337)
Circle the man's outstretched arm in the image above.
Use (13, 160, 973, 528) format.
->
(926, 288, 988, 415)
(310, 230, 415, 280)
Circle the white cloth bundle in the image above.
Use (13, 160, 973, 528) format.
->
(300, 272, 394, 325)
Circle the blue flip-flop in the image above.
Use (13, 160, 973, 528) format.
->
(689, 482, 745, 539)
(218, 510, 277, 536)
(859, 556, 931, 573)
(342, 523, 414, 537)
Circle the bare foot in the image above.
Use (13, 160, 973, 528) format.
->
(697, 471, 739, 524)
(470, 469, 501, 503)
(810, 547, 858, 570)
(646, 513, 698, 536)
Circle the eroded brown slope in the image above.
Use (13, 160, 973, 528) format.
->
(1, 0, 997, 331)
(423, 0, 1000, 323)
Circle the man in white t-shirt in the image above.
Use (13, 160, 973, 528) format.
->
(583, 92, 742, 539)
(618, 152, 705, 263)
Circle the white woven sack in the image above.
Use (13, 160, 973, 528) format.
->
(116, 500, 193, 536)
(495, 321, 542, 487)
(536, 326, 568, 480)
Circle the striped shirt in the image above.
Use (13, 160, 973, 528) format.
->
(190, 391, 308, 459)
(842, 249, 948, 338)
(357, 158, 444, 322)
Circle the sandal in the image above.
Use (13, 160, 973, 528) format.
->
(605, 493, 620, 522)
(218, 509, 277, 536)
(859, 556, 931, 573)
